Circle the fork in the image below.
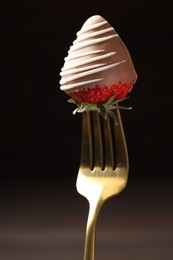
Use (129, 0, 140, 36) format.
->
(76, 107, 129, 260)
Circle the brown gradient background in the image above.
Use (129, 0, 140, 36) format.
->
(1, 0, 173, 259)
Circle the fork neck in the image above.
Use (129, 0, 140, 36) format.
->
(84, 199, 103, 260)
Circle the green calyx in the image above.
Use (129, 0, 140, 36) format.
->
(68, 94, 132, 121)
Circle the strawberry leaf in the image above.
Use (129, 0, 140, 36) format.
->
(105, 94, 117, 106)
(97, 105, 107, 120)
(107, 110, 117, 123)
(68, 98, 77, 104)
(68, 94, 131, 122)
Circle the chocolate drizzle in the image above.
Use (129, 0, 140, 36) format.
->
(60, 15, 137, 93)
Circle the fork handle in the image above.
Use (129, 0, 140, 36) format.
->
(83, 200, 103, 260)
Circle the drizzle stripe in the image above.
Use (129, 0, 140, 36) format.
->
(60, 63, 106, 76)
(77, 21, 107, 35)
(62, 52, 116, 71)
(65, 50, 105, 61)
(60, 78, 104, 91)
(74, 28, 114, 43)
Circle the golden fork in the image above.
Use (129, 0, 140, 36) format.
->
(76, 107, 129, 260)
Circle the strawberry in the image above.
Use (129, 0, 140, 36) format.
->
(60, 15, 137, 120)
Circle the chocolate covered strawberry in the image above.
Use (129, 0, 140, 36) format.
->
(59, 15, 137, 119)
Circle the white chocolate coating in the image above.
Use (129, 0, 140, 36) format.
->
(60, 15, 137, 93)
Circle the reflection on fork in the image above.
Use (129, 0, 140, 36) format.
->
(76, 107, 129, 260)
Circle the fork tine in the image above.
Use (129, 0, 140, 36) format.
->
(80, 112, 93, 169)
(103, 115, 114, 169)
(114, 107, 129, 170)
(93, 111, 104, 169)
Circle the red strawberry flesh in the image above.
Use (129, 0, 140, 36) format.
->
(68, 83, 132, 104)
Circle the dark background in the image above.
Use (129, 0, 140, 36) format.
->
(1, 0, 173, 259)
